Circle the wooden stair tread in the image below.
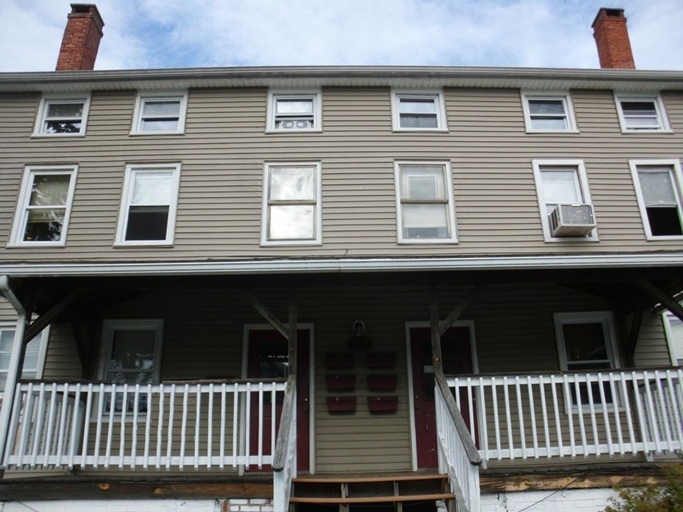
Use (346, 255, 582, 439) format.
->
(289, 493, 455, 504)
(293, 473, 448, 484)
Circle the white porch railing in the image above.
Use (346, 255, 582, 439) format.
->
(3, 379, 287, 470)
(435, 372, 481, 512)
(449, 368, 683, 463)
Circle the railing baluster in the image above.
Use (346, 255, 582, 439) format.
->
(642, 371, 661, 453)
(503, 377, 514, 460)
(155, 384, 164, 470)
(67, 383, 82, 469)
(527, 376, 539, 458)
(80, 384, 93, 468)
(119, 384, 128, 468)
(144, 384, 152, 470)
(514, 377, 526, 459)
(245, 382, 251, 468)
(56, 383, 70, 467)
(94, 383, 105, 468)
(271, 382, 276, 458)
(609, 373, 624, 454)
(220, 383, 227, 469)
(194, 383, 201, 470)
(665, 370, 683, 447)
(559, 376, 571, 457)
(43, 383, 58, 467)
(620, 375, 636, 453)
(574, 377, 589, 457)
(166, 384, 176, 470)
(467, 377, 475, 441)
(539, 376, 551, 458)
(257, 382, 264, 469)
(491, 377, 501, 460)
(208, 383, 214, 469)
(180, 384, 189, 470)
(477, 377, 489, 462)
(654, 370, 673, 452)
(232, 383, 239, 468)
(631, 371, 650, 454)
(131, 385, 140, 469)
(597, 373, 612, 456)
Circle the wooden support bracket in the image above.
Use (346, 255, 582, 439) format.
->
(635, 279, 683, 322)
(244, 290, 289, 340)
(23, 290, 86, 344)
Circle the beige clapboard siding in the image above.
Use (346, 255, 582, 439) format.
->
(0, 301, 17, 323)
(26, 281, 672, 473)
(0, 87, 682, 261)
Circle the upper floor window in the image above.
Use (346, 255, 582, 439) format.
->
(394, 161, 457, 243)
(115, 164, 181, 246)
(131, 91, 188, 134)
(0, 324, 49, 393)
(554, 311, 620, 406)
(391, 91, 447, 131)
(532, 160, 597, 242)
(614, 94, 671, 132)
(33, 95, 91, 136)
(521, 92, 577, 132)
(267, 91, 322, 132)
(261, 162, 322, 245)
(9, 165, 78, 247)
(629, 160, 683, 239)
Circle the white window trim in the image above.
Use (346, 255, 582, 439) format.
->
(130, 91, 189, 135)
(394, 160, 458, 244)
(629, 159, 683, 241)
(521, 91, 578, 133)
(32, 93, 91, 137)
(8, 165, 79, 248)
(98, 319, 164, 384)
(532, 159, 598, 243)
(662, 312, 683, 366)
(0, 322, 50, 395)
(614, 93, 672, 133)
(114, 163, 182, 247)
(260, 162, 323, 246)
(391, 90, 448, 132)
(266, 89, 322, 133)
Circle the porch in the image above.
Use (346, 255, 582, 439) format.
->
(0, 269, 682, 511)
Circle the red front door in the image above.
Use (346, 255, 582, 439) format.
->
(247, 328, 310, 472)
(410, 325, 474, 469)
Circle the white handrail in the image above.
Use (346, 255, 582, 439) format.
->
(272, 375, 297, 512)
(448, 368, 683, 462)
(3, 379, 287, 471)
(434, 372, 481, 512)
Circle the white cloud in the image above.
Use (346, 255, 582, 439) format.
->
(1, 0, 682, 72)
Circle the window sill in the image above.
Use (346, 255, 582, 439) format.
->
(620, 128, 673, 134)
(129, 131, 186, 136)
(397, 239, 458, 245)
(543, 236, 600, 243)
(392, 127, 448, 133)
(6, 241, 67, 248)
(525, 129, 580, 134)
(30, 133, 86, 138)
(265, 128, 322, 134)
(644, 235, 683, 241)
(113, 242, 175, 248)
(260, 241, 323, 247)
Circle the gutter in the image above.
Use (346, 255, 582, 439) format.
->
(0, 253, 682, 278)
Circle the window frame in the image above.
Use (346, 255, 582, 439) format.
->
(0, 322, 50, 395)
(266, 90, 322, 133)
(260, 162, 323, 246)
(394, 160, 458, 244)
(99, 319, 164, 385)
(130, 91, 189, 135)
(554, 311, 621, 410)
(629, 159, 683, 241)
(614, 93, 671, 133)
(9, 165, 79, 248)
(33, 94, 91, 137)
(662, 312, 683, 366)
(114, 163, 182, 247)
(521, 91, 578, 133)
(532, 159, 598, 242)
(391, 90, 448, 132)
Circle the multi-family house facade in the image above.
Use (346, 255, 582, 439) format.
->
(0, 5, 682, 512)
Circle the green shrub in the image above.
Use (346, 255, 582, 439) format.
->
(604, 463, 683, 512)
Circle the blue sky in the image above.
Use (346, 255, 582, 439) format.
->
(1, 0, 682, 72)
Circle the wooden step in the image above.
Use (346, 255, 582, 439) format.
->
(294, 473, 448, 484)
(290, 493, 454, 504)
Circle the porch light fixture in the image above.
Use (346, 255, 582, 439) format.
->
(347, 320, 373, 352)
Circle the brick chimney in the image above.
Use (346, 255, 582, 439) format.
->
(592, 8, 635, 69)
(56, 4, 105, 71)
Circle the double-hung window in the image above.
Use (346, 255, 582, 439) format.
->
(615, 94, 670, 132)
(261, 163, 322, 245)
(267, 91, 321, 132)
(629, 160, 683, 239)
(131, 91, 188, 134)
(115, 164, 181, 246)
(391, 91, 447, 131)
(532, 160, 597, 241)
(33, 95, 91, 136)
(0, 324, 49, 393)
(100, 319, 163, 413)
(394, 162, 457, 243)
(10, 165, 78, 246)
(521, 92, 577, 132)
(554, 312, 620, 406)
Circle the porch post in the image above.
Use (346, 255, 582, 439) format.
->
(0, 276, 28, 465)
(288, 290, 297, 380)
(429, 290, 443, 374)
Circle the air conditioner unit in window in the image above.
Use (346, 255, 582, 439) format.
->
(549, 204, 596, 237)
